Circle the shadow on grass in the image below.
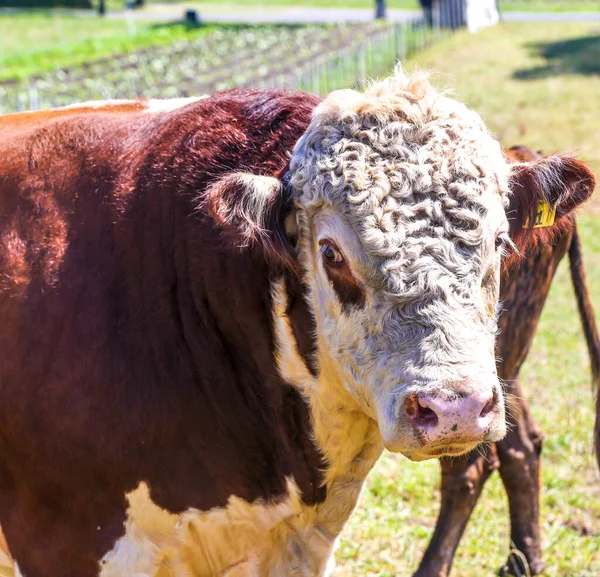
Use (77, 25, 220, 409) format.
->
(513, 33, 600, 79)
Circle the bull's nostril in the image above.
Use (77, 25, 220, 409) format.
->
(418, 404, 437, 422)
(479, 390, 497, 418)
(405, 393, 438, 427)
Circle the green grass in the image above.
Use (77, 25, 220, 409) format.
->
(335, 22, 600, 577)
(0, 12, 220, 80)
(500, 0, 600, 12)
(405, 22, 600, 178)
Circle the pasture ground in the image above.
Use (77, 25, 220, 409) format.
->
(335, 21, 600, 577)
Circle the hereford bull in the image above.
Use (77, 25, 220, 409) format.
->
(0, 71, 595, 576)
(414, 146, 600, 577)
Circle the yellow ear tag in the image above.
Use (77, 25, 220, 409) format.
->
(523, 199, 556, 229)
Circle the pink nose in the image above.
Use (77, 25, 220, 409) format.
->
(405, 389, 498, 445)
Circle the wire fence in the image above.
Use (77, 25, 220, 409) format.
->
(251, 18, 445, 94)
(0, 16, 447, 114)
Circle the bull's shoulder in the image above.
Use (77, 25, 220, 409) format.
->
(0, 89, 320, 298)
(0, 100, 156, 299)
(135, 89, 321, 199)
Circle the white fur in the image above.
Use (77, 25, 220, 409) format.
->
(99, 479, 306, 577)
(0, 553, 21, 577)
(53, 96, 207, 114)
(288, 67, 509, 457)
(54, 99, 139, 111)
(142, 97, 208, 113)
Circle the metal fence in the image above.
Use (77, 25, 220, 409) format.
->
(0, 17, 447, 114)
(245, 19, 445, 94)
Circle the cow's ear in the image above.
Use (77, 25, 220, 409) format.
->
(505, 154, 596, 267)
(204, 172, 297, 269)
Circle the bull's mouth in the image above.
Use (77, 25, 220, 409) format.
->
(402, 442, 480, 462)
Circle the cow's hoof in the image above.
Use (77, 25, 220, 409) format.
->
(498, 549, 545, 577)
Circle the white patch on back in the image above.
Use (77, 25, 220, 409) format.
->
(54, 96, 207, 114)
(143, 96, 208, 113)
(55, 99, 143, 111)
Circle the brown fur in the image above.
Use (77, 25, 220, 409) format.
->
(569, 225, 600, 469)
(505, 154, 596, 269)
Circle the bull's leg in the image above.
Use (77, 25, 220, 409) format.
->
(497, 383, 545, 576)
(413, 445, 500, 577)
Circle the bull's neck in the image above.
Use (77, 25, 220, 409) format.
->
(271, 278, 383, 537)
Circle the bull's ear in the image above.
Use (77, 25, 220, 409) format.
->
(204, 172, 297, 269)
(505, 154, 596, 267)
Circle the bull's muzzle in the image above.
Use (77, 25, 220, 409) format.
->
(399, 378, 506, 460)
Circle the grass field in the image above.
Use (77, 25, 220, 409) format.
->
(334, 21, 600, 577)
(0, 12, 221, 80)
(500, 0, 600, 12)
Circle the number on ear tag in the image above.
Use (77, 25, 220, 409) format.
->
(523, 199, 556, 229)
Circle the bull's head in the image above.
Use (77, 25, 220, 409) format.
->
(207, 70, 595, 461)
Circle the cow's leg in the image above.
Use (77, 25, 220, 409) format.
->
(497, 382, 545, 576)
(413, 444, 500, 577)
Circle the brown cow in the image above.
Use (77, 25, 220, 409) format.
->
(414, 146, 600, 577)
(0, 72, 596, 576)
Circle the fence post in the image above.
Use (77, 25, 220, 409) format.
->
(312, 60, 320, 96)
(398, 21, 407, 61)
(375, 0, 386, 19)
(28, 83, 39, 111)
(16, 93, 25, 113)
(358, 44, 366, 84)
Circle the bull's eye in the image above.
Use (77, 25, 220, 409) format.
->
(318, 238, 364, 308)
(319, 240, 344, 265)
(495, 232, 515, 256)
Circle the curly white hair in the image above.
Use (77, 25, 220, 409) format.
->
(290, 67, 510, 307)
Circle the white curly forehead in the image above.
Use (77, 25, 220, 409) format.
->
(289, 69, 511, 298)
